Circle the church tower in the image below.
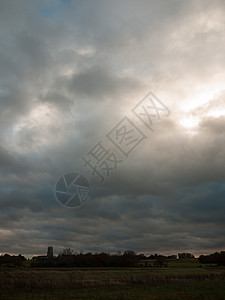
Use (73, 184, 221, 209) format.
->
(47, 246, 53, 258)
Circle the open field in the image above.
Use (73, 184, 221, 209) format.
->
(0, 260, 225, 299)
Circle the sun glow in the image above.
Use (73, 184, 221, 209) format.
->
(206, 109, 225, 118)
(179, 87, 225, 133)
(181, 88, 222, 112)
(179, 117, 200, 129)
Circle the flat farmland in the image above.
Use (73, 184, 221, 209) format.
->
(0, 261, 225, 300)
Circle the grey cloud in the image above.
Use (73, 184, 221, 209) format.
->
(69, 66, 142, 100)
(41, 91, 74, 111)
(200, 116, 225, 134)
(0, 0, 225, 257)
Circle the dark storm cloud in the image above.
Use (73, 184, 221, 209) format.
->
(68, 66, 142, 100)
(200, 116, 225, 135)
(0, 0, 225, 257)
(41, 91, 74, 112)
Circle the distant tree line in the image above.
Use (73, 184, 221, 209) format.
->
(178, 253, 195, 259)
(198, 251, 225, 266)
(31, 250, 140, 268)
(30, 250, 195, 268)
(0, 254, 26, 267)
(3, 249, 225, 268)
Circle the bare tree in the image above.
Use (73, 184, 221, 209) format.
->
(59, 248, 74, 256)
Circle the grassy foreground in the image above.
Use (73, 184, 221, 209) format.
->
(0, 260, 225, 299)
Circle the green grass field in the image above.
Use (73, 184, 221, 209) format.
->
(0, 260, 224, 300)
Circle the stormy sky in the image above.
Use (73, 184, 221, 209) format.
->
(0, 0, 225, 257)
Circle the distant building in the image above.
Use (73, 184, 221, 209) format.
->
(32, 255, 48, 261)
(47, 246, 53, 258)
(32, 246, 54, 261)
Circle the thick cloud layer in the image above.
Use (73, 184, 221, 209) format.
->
(0, 0, 225, 257)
